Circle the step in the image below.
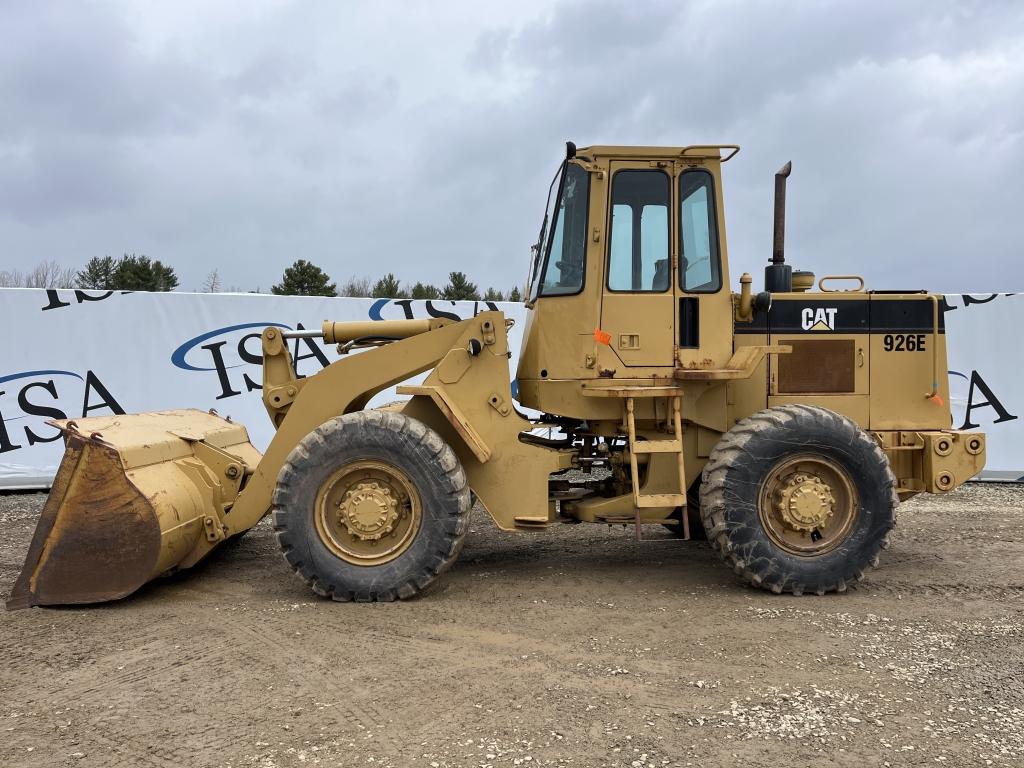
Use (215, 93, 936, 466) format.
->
(635, 494, 686, 508)
(513, 516, 550, 529)
(631, 439, 682, 454)
(581, 384, 684, 398)
(600, 516, 681, 525)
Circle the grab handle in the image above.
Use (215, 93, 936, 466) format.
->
(925, 295, 941, 400)
(818, 275, 865, 292)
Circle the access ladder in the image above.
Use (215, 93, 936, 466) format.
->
(624, 389, 688, 541)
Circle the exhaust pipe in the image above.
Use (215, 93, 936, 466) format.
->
(764, 161, 793, 293)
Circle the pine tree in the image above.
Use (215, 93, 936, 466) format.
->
(271, 259, 337, 296)
(441, 271, 480, 301)
(483, 287, 504, 302)
(508, 286, 523, 302)
(409, 282, 440, 299)
(371, 273, 406, 298)
(111, 254, 178, 291)
(76, 256, 118, 289)
(80, 254, 179, 291)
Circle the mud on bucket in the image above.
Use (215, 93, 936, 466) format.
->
(6, 409, 261, 609)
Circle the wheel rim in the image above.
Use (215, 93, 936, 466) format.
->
(757, 454, 858, 556)
(314, 460, 422, 566)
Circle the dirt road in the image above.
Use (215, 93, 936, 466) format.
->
(2, 484, 1023, 767)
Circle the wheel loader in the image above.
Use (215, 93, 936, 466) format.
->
(7, 143, 986, 609)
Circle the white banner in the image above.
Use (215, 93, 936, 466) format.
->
(0, 289, 1019, 488)
(943, 293, 1022, 481)
(0, 289, 527, 489)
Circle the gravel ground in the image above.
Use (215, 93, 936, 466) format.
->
(1, 483, 1023, 768)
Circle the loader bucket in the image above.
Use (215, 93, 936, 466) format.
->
(6, 409, 262, 609)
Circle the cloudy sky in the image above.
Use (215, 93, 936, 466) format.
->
(1, 0, 1022, 294)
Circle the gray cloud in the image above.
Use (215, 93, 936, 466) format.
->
(0, 0, 1021, 293)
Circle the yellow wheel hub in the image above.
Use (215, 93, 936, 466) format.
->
(314, 460, 422, 566)
(339, 482, 400, 540)
(775, 473, 836, 532)
(758, 455, 858, 557)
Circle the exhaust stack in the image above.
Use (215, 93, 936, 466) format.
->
(764, 161, 793, 292)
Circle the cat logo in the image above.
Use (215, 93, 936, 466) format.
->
(801, 307, 838, 331)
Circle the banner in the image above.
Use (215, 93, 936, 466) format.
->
(943, 293, 1021, 481)
(0, 288, 1019, 488)
(0, 289, 527, 489)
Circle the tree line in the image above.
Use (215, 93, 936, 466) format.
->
(0, 254, 180, 291)
(273, 260, 522, 301)
(0, 255, 523, 301)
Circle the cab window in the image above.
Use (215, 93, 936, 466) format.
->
(679, 170, 721, 293)
(607, 170, 670, 292)
(539, 163, 590, 296)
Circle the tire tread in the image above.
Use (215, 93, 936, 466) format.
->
(271, 410, 471, 602)
(699, 405, 897, 595)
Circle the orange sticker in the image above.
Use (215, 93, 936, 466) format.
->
(929, 393, 945, 406)
(593, 328, 612, 345)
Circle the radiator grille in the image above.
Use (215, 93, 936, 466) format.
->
(778, 339, 855, 394)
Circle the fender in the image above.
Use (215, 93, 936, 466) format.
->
(230, 312, 569, 534)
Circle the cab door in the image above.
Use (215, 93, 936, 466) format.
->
(675, 165, 733, 369)
(599, 162, 675, 368)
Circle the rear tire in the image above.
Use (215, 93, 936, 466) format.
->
(699, 404, 896, 595)
(272, 411, 471, 601)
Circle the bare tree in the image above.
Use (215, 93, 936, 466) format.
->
(0, 269, 25, 288)
(202, 269, 222, 293)
(338, 275, 372, 298)
(0, 261, 75, 288)
(29, 260, 77, 288)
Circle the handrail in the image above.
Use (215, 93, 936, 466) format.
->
(679, 145, 740, 162)
(818, 275, 865, 292)
(925, 295, 941, 400)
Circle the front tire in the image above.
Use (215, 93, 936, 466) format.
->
(700, 404, 896, 595)
(272, 411, 471, 601)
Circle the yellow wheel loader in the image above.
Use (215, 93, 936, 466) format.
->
(7, 143, 986, 608)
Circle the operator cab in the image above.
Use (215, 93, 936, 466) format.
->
(518, 142, 739, 413)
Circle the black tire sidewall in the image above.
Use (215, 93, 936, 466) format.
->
(274, 412, 466, 600)
(711, 407, 894, 591)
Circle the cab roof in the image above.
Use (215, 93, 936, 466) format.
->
(575, 144, 739, 162)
